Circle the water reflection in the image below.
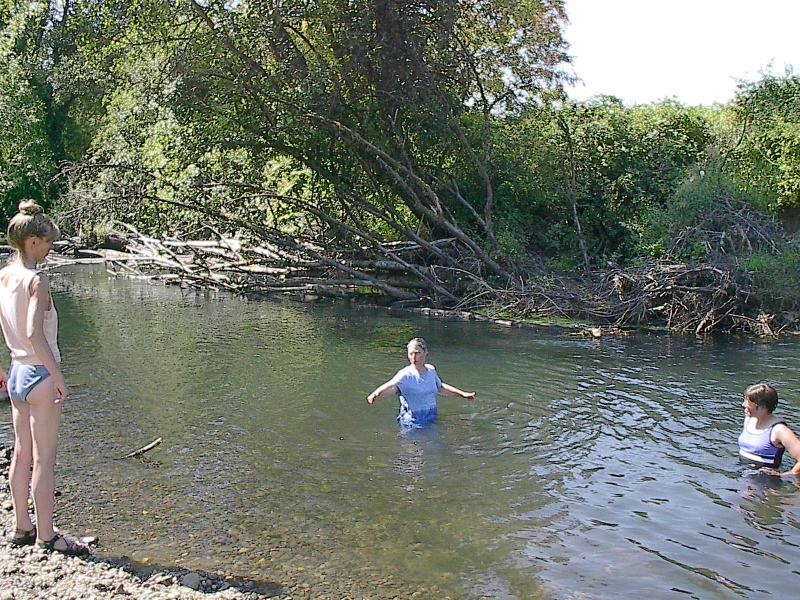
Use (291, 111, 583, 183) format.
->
(1, 264, 799, 599)
(738, 468, 800, 530)
(394, 424, 448, 482)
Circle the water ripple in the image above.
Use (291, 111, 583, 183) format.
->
(13, 267, 800, 599)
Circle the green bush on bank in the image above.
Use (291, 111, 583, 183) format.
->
(471, 97, 716, 266)
(638, 154, 800, 313)
(746, 248, 800, 310)
(638, 158, 740, 260)
(727, 71, 800, 212)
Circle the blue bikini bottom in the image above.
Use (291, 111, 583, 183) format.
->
(7, 363, 51, 402)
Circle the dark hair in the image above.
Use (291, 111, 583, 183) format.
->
(744, 383, 779, 413)
(7, 199, 59, 251)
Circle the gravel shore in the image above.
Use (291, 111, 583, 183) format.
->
(0, 445, 282, 600)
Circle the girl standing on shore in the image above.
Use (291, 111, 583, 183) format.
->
(0, 200, 90, 555)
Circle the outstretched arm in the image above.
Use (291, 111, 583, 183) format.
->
(367, 381, 398, 404)
(440, 382, 476, 400)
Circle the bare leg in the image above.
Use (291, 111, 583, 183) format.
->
(26, 378, 61, 542)
(8, 399, 34, 532)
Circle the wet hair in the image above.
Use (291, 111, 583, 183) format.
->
(407, 337, 427, 352)
(744, 383, 779, 413)
(6, 200, 59, 252)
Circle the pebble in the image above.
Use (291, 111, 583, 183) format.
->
(180, 571, 201, 589)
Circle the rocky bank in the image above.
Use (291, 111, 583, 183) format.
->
(0, 444, 281, 600)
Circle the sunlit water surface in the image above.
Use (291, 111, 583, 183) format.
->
(2, 266, 799, 599)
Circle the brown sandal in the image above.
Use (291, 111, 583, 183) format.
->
(10, 527, 36, 546)
(37, 533, 93, 557)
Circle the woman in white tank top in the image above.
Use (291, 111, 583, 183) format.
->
(0, 200, 90, 556)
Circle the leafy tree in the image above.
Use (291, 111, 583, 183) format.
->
(482, 98, 714, 267)
(0, 3, 56, 220)
(727, 71, 800, 211)
(60, 0, 572, 296)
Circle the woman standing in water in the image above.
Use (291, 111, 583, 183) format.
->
(739, 383, 800, 476)
(367, 337, 476, 426)
(0, 200, 91, 555)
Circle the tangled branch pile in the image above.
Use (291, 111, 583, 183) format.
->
(665, 196, 786, 264)
(481, 198, 800, 335)
(58, 196, 799, 337)
(71, 223, 479, 308)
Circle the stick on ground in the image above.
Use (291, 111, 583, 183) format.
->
(117, 437, 163, 460)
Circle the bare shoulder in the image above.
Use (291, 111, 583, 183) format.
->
(0, 265, 11, 286)
(772, 421, 799, 447)
(773, 421, 796, 436)
(28, 271, 50, 296)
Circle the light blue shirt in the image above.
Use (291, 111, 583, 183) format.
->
(390, 364, 443, 426)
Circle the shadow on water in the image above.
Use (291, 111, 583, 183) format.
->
(97, 555, 283, 596)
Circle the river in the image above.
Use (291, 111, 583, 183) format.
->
(1, 265, 799, 599)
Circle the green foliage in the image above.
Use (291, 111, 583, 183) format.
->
(2, 0, 799, 304)
(78, 219, 113, 247)
(639, 158, 740, 259)
(727, 71, 800, 210)
(472, 97, 715, 264)
(746, 248, 800, 309)
(0, 3, 57, 221)
(636, 156, 800, 312)
(52, 0, 573, 262)
(0, 1, 11, 25)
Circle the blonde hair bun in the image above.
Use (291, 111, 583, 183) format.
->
(18, 199, 43, 216)
(6, 199, 59, 251)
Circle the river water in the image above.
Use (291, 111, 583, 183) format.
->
(2, 265, 799, 599)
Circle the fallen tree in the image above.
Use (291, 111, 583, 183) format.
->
(56, 160, 800, 337)
(62, 206, 799, 337)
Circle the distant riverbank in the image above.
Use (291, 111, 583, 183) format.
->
(43, 232, 800, 338)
